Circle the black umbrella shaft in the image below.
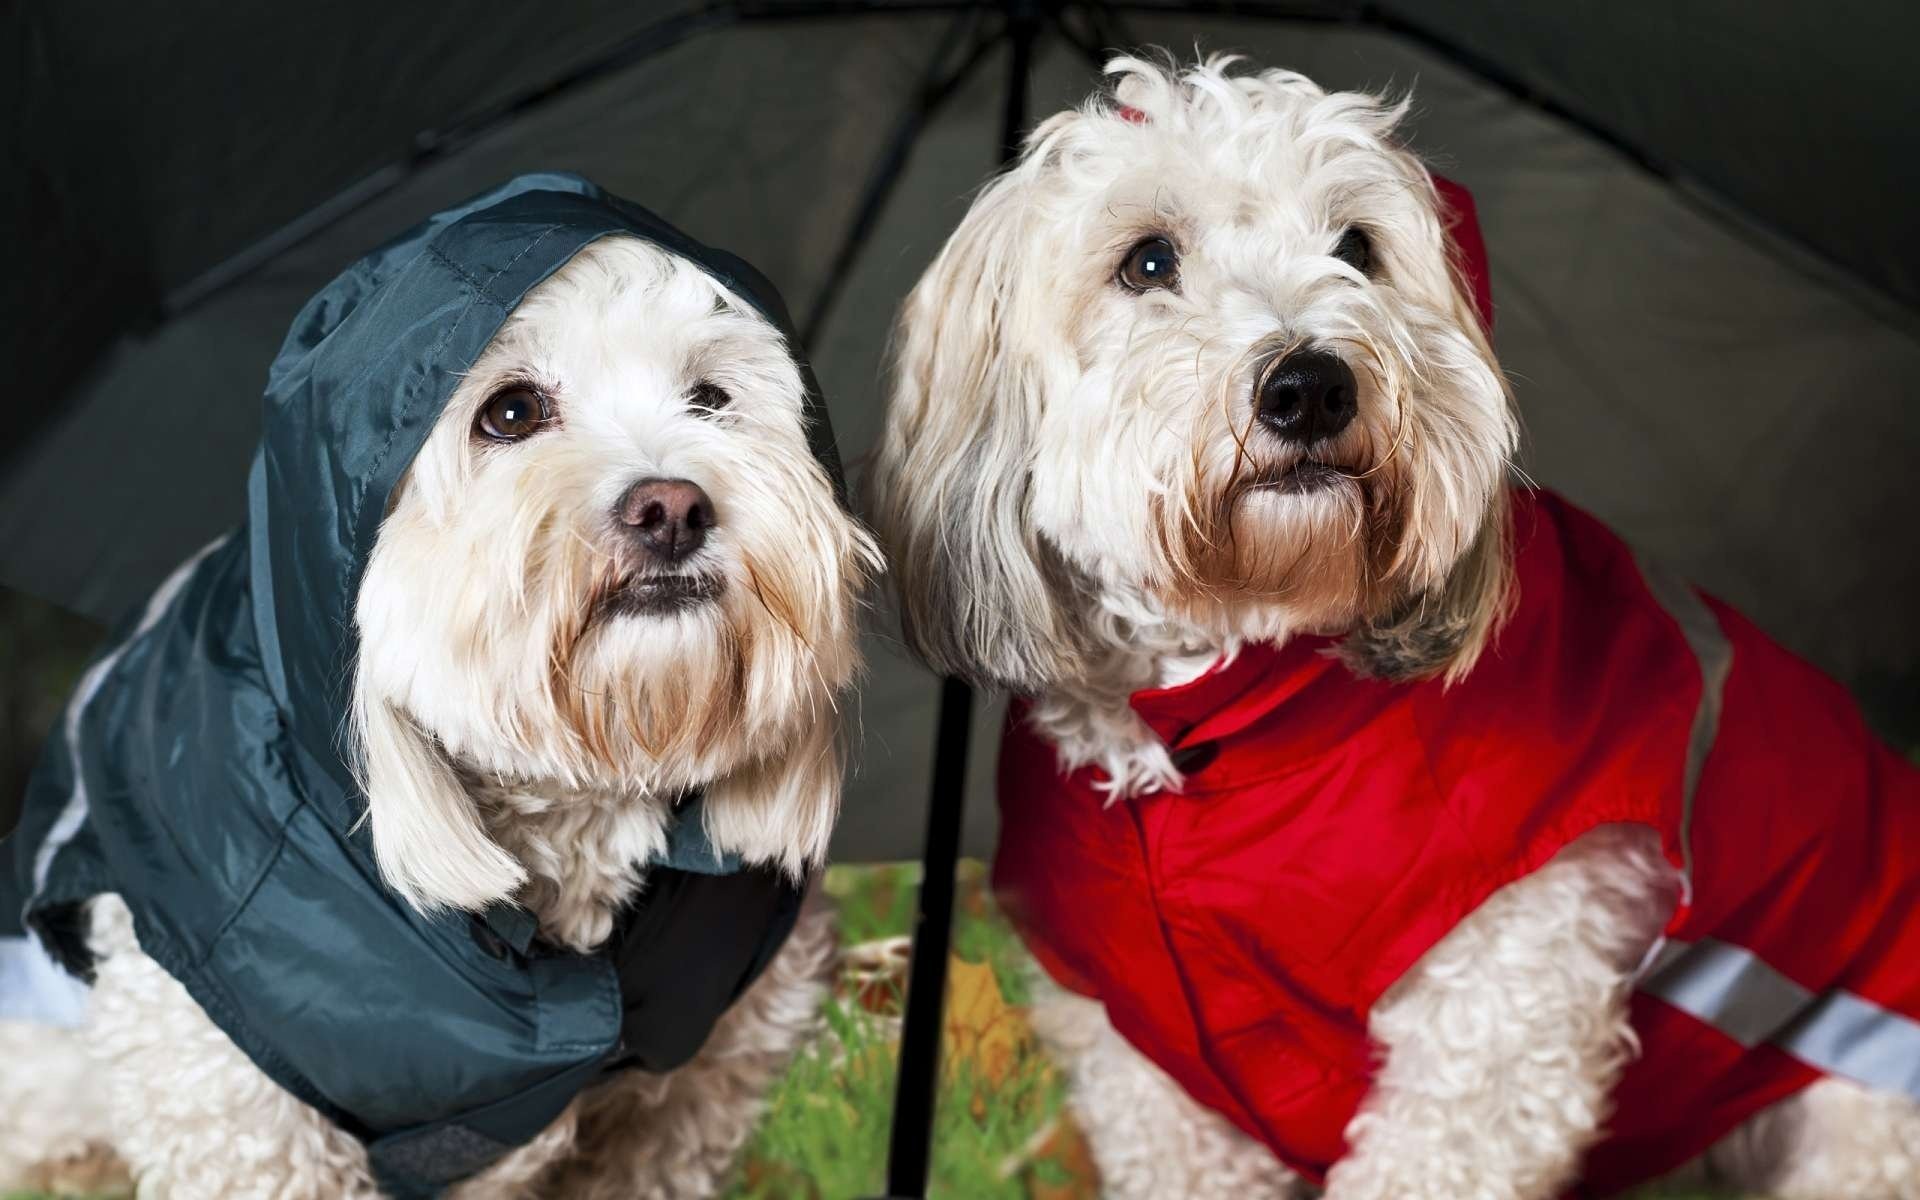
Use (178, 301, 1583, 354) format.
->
(883, 674, 974, 1198)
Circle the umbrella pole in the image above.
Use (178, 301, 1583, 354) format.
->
(878, 11, 1036, 1198)
(881, 674, 975, 1198)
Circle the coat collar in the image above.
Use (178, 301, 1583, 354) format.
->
(1126, 635, 1344, 754)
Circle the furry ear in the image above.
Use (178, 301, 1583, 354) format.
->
(699, 706, 842, 878)
(350, 685, 527, 913)
(1339, 161, 1515, 684)
(1340, 486, 1513, 683)
(869, 174, 1089, 693)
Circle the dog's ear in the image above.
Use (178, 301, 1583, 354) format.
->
(1340, 487, 1513, 684)
(869, 175, 1090, 693)
(350, 685, 526, 913)
(1338, 162, 1515, 684)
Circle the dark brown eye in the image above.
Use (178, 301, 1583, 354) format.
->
(1118, 236, 1180, 292)
(688, 382, 731, 415)
(1333, 227, 1373, 275)
(475, 386, 548, 442)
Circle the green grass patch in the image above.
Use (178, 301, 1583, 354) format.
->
(730, 861, 1077, 1198)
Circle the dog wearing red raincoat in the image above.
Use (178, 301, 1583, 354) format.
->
(871, 56, 1920, 1200)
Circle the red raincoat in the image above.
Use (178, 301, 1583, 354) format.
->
(992, 179, 1920, 1196)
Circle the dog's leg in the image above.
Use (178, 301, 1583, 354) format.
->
(1323, 824, 1676, 1200)
(1029, 981, 1307, 1199)
(1705, 1077, 1920, 1199)
(85, 894, 383, 1200)
(506, 892, 836, 1200)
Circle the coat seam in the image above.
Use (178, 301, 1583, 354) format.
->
(200, 814, 296, 968)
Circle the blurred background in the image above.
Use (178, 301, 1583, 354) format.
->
(4, 3, 1917, 1194)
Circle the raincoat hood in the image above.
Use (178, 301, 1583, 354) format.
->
(254, 171, 846, 798)
(2, 174, 845, 1197)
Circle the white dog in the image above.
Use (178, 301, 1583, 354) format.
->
(871, 58, 1920, 1200)
(1, 198, 879, 1199)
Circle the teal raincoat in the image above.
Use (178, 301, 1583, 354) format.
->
(0, 175, 845, 1198)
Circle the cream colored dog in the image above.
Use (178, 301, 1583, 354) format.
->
(1, 235, 879, 1199)
(871, 56, 1920, 1200)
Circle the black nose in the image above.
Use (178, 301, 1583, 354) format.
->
(616, 478, 714, 562)
(1255, 348, 1358, 445)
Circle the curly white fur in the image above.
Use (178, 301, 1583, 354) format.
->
(873, 56, 1920, 1199)
(0, 237, 875, 1198)
(1326, 825, 1675, 1200)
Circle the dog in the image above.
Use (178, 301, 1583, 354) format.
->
(870, 57, 1920, 1199)
(0, 181, 879, 1199)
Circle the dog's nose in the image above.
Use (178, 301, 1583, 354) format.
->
(1255, 349, 1358, 445)
(616, 478, 714, 562)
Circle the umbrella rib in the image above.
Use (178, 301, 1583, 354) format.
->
(162, 4, 750, 317)
(798, 5, 1001, 352)
(162, 0, 972, 320)
(1053, 1, 1141, 70)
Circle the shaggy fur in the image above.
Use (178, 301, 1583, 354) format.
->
(0, 237, 879, 1198)
(871, 56, 1920, 1199)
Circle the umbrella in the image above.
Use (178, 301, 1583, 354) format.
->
(6, 3, 1919, 1195)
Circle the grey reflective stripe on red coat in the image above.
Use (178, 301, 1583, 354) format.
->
(1642, 938, 1920, 1098)
(1632, 552, 1733, 896)
(1631, 555, 1920, 1100)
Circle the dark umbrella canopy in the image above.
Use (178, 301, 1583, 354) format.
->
(6, 0, 1919, 867)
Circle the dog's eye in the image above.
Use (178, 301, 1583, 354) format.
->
(475, 386, 549, 442)
(1118, 236, 1180, 292)
(1333, 227, 1373, 275)
(688, 382, 731, 415)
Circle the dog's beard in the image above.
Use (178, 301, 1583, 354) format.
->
(1158, 464, 1403, 629)
(538, 529, 831, 783)
(557, 580, 750, 772)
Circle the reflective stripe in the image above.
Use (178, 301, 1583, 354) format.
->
(1632, 552, 1733, 898)
(1641, 937, 1920, 1100)
(29, 537, 228, 900)
(1641, 937, 1811, 1047)
(1778, 989, 1920, 1098)
(1629, 556, 1920, 1101)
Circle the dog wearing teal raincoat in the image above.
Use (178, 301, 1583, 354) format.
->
(0, 175, 879, 1199)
